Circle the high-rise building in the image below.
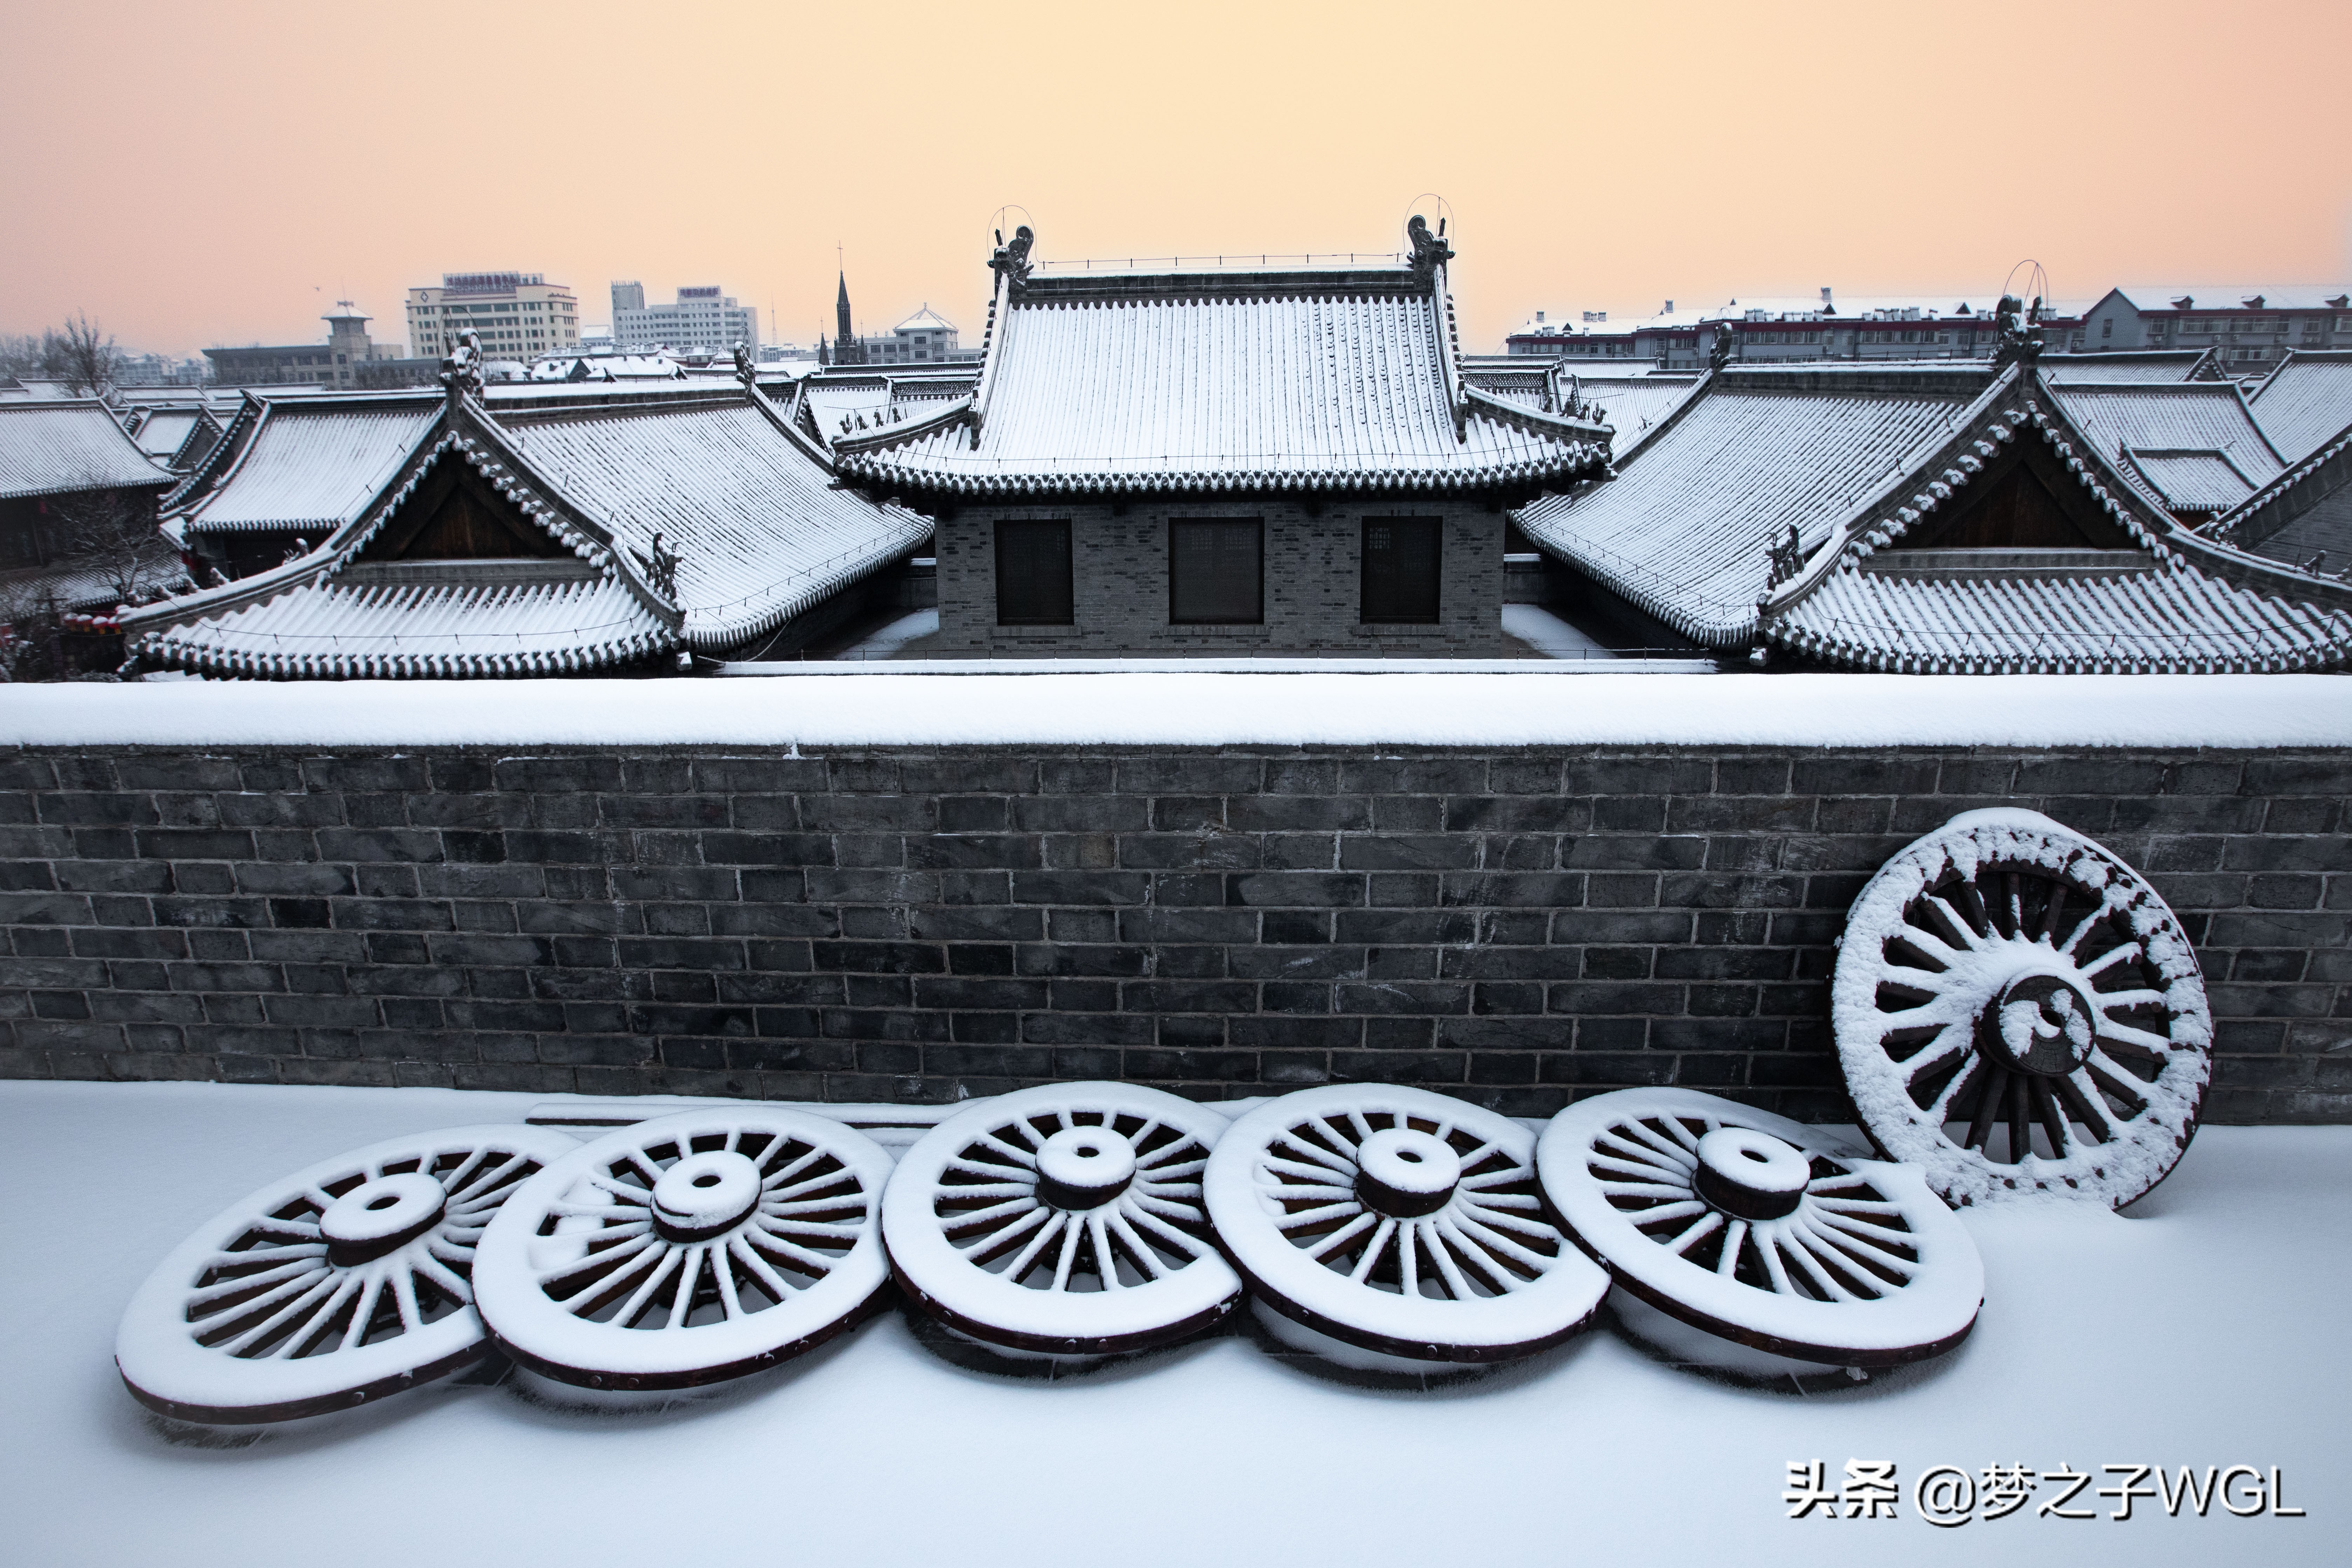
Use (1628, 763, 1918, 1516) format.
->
(611, 280, 645, 327)
(611, 285, 759, 353)
(405, 272, 581, 361)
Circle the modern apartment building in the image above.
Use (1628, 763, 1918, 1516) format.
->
(404, 273, 581, 361)
(2077, 286, 2352, 375)
(612, 285, 759, 353)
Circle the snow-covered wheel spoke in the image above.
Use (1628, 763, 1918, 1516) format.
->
(474, 1110, 892, 1390)
(115, 1125, 578, 1424)
(1834, 808, 2212, 1207)
(1539, 1088, 1982, 1369)
(1204, 1085, 1608, 1365)
(883, 1083, 1241, 1356)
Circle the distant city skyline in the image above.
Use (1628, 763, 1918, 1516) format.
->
(5, 0, 2348, 360)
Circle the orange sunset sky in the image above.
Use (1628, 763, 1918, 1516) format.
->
(4, 0, 2348, 360)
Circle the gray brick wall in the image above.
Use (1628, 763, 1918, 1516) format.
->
(2, 744, 2345, 1122)
(934, 501, 1505, 655)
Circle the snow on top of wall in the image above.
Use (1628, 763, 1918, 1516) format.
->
(7, 672, 2350, 749)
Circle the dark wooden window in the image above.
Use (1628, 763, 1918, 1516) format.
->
(995, 519, 1073, 625)
(1361, 517, 1442, 623)
(1169, 519, 1262, 624)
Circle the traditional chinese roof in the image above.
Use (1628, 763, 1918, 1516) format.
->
(2041, 381, 2284, 518)
(171, 392, 444, 536)
(830, 226, 1606, 496)
(1461, 364, 1703, 458)
(0, 400, 174, 502)
(1513, 365, 1997, 645)
(2206, 414, 2352, 574)
(1755, 371, 2352, 673)
(491, 388, 929, 649)
(2246, 350, 2352, 465)
(794, 368, 979, 452)
(0, 536, 189, 617)
(123, 377, 930, 678)
(2038, 349, 2221, 384)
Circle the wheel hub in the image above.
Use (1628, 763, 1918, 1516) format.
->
(1034, 1126, 1138, 1210)
(1976, 968, 2100, 1078)
(1691, 1128, 1811, 1221)
(650, 1151, 763, 1242)
(320, 1172, 448, 1267)
(1354, 1127, 1462, 1218)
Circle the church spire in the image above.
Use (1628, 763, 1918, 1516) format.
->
(835, 270, 859, 365)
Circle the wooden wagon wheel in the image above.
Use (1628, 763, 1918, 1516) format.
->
(883, 1083, 1241, 1357)
(472, 1109, 893, 1391)
(1834, 808, 2212, 1207)
(114, 1125, 579, 1424)
(1203, 1085, 1608, 1365)
(1537, 1088, 1982, 1368)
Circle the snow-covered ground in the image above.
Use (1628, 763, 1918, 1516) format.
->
(11, 672, 2352, 748)
(831, 606, 940, 659)
(2, 1080, 2342, 1566)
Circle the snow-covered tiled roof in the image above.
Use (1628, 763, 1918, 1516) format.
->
(2038, 349, 2220, 384)
(125, 380, 931, 676)
(493, 392, 929, 649)
(1514, 365, 1996, 645)
(176, 394, 443, 535)
(0, 538, 189, 616)
(2208, 416, 2352, 572)
(137, 567, 671, 679)
(2043, 382, 2284, 516)
(1756, 372, 2352, 673)
(130, 409, 200, 460)
(832, 250, 1604, 496)
(1767, 556, 2351, 673)
(2246, 350, 2352, 464)
(0, 400, 174, 501)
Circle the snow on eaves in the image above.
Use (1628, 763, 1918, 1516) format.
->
(831, 273, 1603, 496)
(0, 400, 174, 500)
(2246, 350, 2352, 465)
(176, 394, 443, 536)
(493, 393, 930, 649)
(136, 569, 672, 680)
(1516, 365, 1997, 646)
(1759, 378, 2352, 673)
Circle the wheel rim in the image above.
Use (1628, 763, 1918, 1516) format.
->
(882, 1084, 1240, 1355)
(1834, 808, 2212, 1207)
(1538, 1088, 1982, 1367)
(1204, 1085, 1608, 1363)
(473, 1110, 892, 1390)
(114, 1125, 577, 1424)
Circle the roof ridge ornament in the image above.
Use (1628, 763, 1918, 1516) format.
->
(989, 224, 1036, 295)
(1993, 295, 2046, 366)
(733, 341, 756, 390)
(440, 331, 483, 404)
(1707, 323, 1734, 372)
(1405, 213, 1452, 283)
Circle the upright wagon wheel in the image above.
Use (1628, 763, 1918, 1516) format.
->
(473, 1109, 894, 1391)
(1204, 1085, 1609, 1364)
(115, 1125, 580, 1424)
(883, 1083, 1241, 1357)
(1834, 808, 2212, 1207)
(1537, 1088, 1982, 1368)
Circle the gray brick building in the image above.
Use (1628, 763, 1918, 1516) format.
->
(831, 219, 1606, 657)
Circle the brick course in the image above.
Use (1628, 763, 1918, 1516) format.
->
(2, 744, 2346, 1122)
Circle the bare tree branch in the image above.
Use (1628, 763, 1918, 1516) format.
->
(42, 313, 123, 398)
